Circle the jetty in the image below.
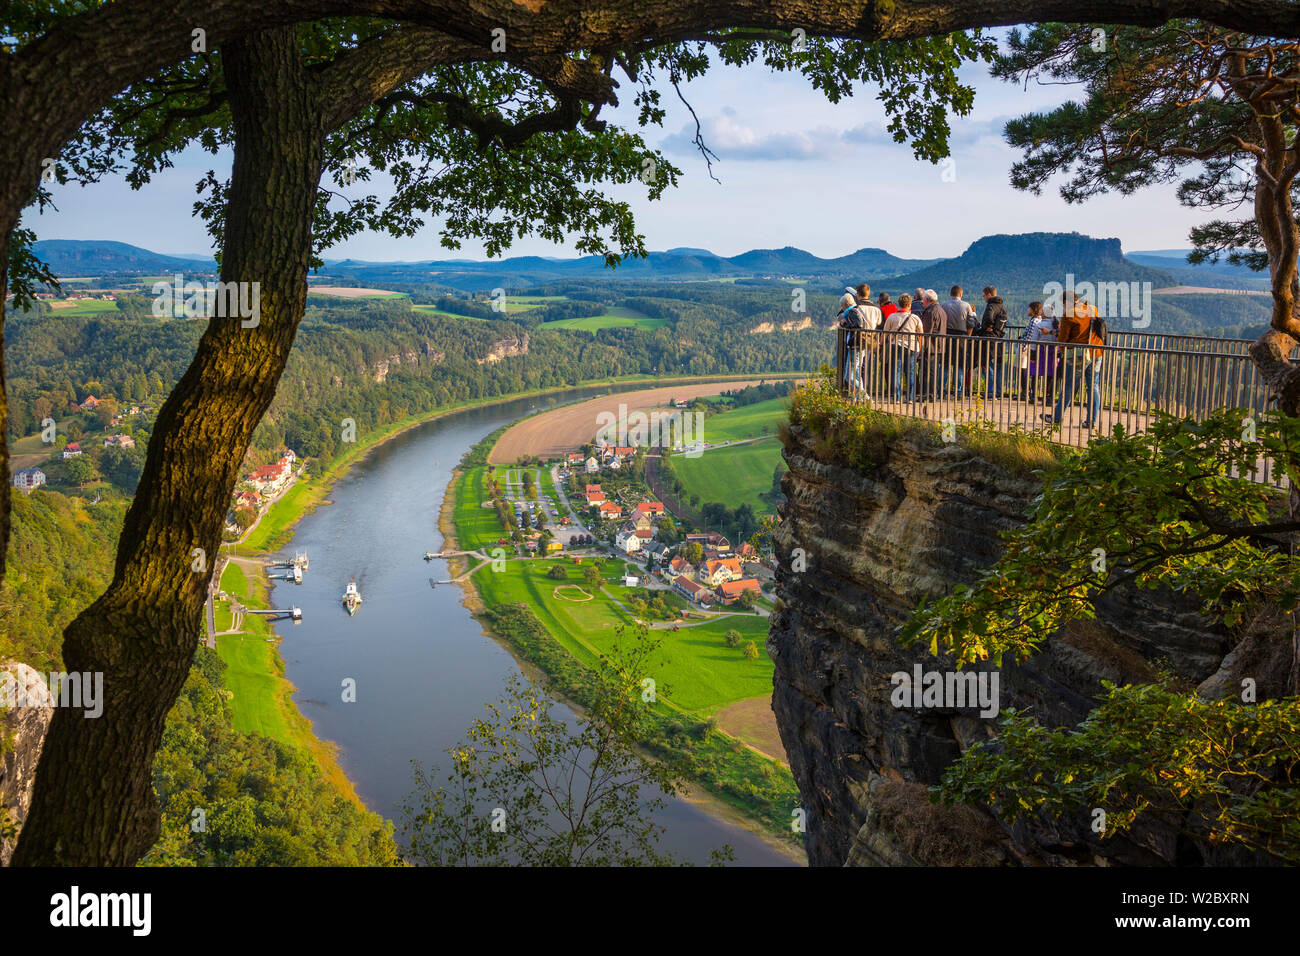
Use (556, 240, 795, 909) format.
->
(243, 606, 303, 622)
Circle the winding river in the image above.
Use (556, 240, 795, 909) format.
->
(268, 387, 798, 866)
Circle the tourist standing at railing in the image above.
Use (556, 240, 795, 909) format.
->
(941, 285, 977, 396)
(879, 292, 898, 321)
(910, 288, 926, 318)
(838, 289, 864, 392)
(838, 286, 881, 395)
(1022, 301, 1058, 403)
(883, 293, 922, 401)
(1046, 291, 1103, 428)
(975, 285, 1009, 398)
(919, 290, 947, 401)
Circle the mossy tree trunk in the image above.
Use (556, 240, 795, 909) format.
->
(11, 26, 325, 866)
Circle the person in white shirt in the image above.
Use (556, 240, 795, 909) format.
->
(1023, 300, 1058, 404)
(882, 293, 922, 401)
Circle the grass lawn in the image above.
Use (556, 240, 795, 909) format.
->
(49, 299, 120, 315)
(546, 306, 667, 332)
(673, 439, 784, 515)
(701, 397, 790, 442)
(456, 466, 510, 552)
(412, 305, 490, 321)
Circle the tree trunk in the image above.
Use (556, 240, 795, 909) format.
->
(11, 26, 324, 866)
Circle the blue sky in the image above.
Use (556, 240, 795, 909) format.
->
(33, 40, 1213, 263)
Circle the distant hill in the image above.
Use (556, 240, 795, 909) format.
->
(885, 232, 1174, 296)
(314, 244, 936, 290)
(1128, 248, 1272, 290)
(32, 239, 215, 276)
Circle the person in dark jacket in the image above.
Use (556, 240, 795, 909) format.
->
(976, 285, 1009, 397)
(919, 290, 947, 400)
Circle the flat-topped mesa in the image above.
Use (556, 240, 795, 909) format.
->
(769, 419, 1289, 867)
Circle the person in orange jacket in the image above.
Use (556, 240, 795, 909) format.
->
(1045, 292, 1103, 427)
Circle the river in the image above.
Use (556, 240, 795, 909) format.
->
(267, 387, 799, 866)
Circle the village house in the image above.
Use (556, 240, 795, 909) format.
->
(615, 525, 642, 554)
(596, 501, 622, 519)
(79, 395, 100, 411)
(687, 531, 733, 555)
(102, 434, 136, 449)
(634, 501, 665, 517)
(566, 452, 585, 465)
(664, 555, 691, 580)
(716, 578, 762, 605)
(631, 511, 655, 533)
(584, 486, 606, 505)
(643, 541, 670, 565)
(248, 459, 292, 494)
(12, 467, 46, 491)
(61, 442, 83, 459)
(673, 576, 714, 607)
(699, 557, 743, 587)
(233, 489, 262, 510)
(584, 456, 599, 474)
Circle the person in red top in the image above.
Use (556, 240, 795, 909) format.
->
(878, 292, 899, 321)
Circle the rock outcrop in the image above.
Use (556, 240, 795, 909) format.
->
(769, 423, 1285, 867)
(478, 334, 529, 365)
(0, 663, 54, 865)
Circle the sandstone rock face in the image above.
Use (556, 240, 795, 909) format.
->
(769, 424, 1280, 867)
(0, 662, 54, 865)
(478, 334, 529, 365)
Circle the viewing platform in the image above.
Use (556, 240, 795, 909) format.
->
(836, 326, 1296, 488)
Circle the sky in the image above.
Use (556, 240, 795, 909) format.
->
(32, 37, 1214, 264)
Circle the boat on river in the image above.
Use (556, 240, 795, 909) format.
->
(342, 578, 362, 616)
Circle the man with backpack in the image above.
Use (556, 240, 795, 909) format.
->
(838, 286, 881, 397)
(975, 285, 1009, 397)
(1044, 291, 1104, 428)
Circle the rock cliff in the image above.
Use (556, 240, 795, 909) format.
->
(0, 663, 54, 864)
(769, 423, 1285, 867)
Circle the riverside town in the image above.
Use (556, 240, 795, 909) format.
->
(1, 0, 1295, 936)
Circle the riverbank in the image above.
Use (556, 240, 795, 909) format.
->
(440, 427, 806, 863)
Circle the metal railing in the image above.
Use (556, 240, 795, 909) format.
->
(835, 327, 1290, 487)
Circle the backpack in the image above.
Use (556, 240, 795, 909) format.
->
(1090, 311, 1107, 345)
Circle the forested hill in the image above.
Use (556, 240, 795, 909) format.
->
(30, 239, 215, 275)
(4, 291, 832, 469)
(885, 232, 1175, 294)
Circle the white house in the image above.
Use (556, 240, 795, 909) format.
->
(614, 528, 642, 554)
(584, 456, 599, 474)
(12, 467, 46, 491)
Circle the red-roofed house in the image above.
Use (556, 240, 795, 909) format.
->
(597, 501, 622, 518)
(585, 489, 606, 505)
(716, 578, 762, 605)
(635, 502, 665, 517)
(700, 557, 743, 587)
(665, 556, 690, 579)
(79, 395, 100, 411)
(673, 576, 714, 606)
(61, 442, 83, 459)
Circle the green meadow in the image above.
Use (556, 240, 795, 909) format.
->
(673, 440, 784, 515)
(546, 306, 667, 332)
(454, 465, 775, 715)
